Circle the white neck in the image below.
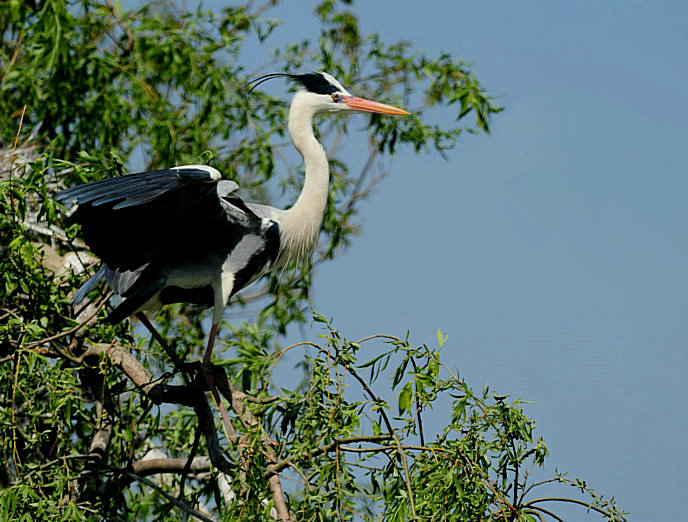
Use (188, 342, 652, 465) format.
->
(278, 93, 330, 265)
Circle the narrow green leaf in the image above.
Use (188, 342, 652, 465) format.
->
(399, 382, 412, 415)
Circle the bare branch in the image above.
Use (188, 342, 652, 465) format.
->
(131, 457, 211, 477)
(80, 343, 157, 394)
(523, 497, 613, 518)
(23, 221, 88, 249)
(523, 509, 548, 522)
(77, 343, 236, 475)
(525, 505, 565, 522)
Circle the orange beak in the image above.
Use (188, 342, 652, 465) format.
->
(342, 96, 410, 115)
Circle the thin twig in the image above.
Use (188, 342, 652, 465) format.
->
(1, 31, 23, 83)
(511, 438, 519, 519)
(525, 505, 564, 522)
(354, 333, 404, 345)
(8, 105, 27, 218)
(523, 509, 547, 522)
(265, 435, 393, 476)
(120, 469, 217, 522)
(286, 462, 311, 490)
(523, 497, 612, 517)
(344, 143, 378, 214)
(103, 0, 134, 53)
(519, 477, 560, 503)
(408, 357, 425, 447)
(11, 352, 22, 472)
(457, 447, 524, 521)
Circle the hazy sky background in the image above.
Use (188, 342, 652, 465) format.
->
(203, 1, 686, 519)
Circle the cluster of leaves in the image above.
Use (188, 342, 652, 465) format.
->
(0, 0, 625, 520)
(265, 317, 626, 520)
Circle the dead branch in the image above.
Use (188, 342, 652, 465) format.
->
(131, 456, 211, 477)
(78, 343, 235, 475)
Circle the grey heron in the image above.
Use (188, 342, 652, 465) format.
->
(56, 71, 409, 423)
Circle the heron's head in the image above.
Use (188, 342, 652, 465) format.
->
(248, 71, 410, 117)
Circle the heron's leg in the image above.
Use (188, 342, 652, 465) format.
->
(203, 322, 219, 365)
(135, 312, 185, 368)
(201, 321, 235, 439)
(137, 312, 234, 437)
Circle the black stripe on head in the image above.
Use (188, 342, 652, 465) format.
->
(247, 71, 340, 95)
(292, 73, 338, 95)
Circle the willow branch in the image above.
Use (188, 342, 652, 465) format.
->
(523, 497, 612, 517)
(23, 291, 112, 349)
(8, 105, 26, 217)
(525, 505, 564, 522)
(265, 435, 393, 477)
(0, 31, 23, 83)
(78, 343, 235, 475)
(408, 357, 425, 447)
(519, 477, 560, 503)
(211, 366, 292, 522)
(121, 470, 217, 522)
(103, 0, 134, 53)
(22, 220, 88, 249)
(523, 509, 548, 522)
(341, 361, 417, 519)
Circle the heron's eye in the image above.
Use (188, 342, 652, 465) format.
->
(332, 93, 341, 102)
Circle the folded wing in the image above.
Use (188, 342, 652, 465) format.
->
(56, 166, 247, 272)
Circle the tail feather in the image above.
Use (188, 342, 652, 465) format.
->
(72, 266, 107, 306)
(104, 276, 165, 325)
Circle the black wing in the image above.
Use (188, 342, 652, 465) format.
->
(56, 167, 254, 271)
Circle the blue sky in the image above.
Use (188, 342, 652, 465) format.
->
(204, 1, 687, 518)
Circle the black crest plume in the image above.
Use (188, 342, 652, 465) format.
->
(247, 72, 338, 95)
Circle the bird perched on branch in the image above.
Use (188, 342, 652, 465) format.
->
(56, 71, 409, 419)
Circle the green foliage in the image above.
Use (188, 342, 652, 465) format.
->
(0, 0, 625, 520)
